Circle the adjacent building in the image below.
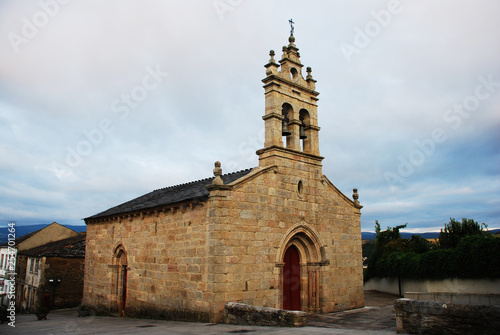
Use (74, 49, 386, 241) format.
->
(0, 246, 16, 307)
(83, 33, 364, 322)
(16, 233, 86, 312)
(0, 222, 80, 311)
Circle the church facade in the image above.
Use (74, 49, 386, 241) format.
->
(83, 33, 364, 322)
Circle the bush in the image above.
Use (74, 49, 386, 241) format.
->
(419, 249, 458, 279)
(454, 235, 500, 278)
(366, 236, 500, 280)
(408, 235, 432, 254)
(400, 252, 422, 278)
(365, 219, 500, 281)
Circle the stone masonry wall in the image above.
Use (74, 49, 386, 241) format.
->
(39, 256, 84, 309)
(207, 153, 364, 321)
(395, 298, 500, 334)
(14, 255, 28, 312)
(84, 202, 213, 321)
(225, 302, 307, 327)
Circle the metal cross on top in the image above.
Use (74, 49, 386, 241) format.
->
(289, 18, 295, 36)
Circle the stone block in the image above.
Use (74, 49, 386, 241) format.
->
(224, 302, 306, 327)
(395, 298, 500, 334)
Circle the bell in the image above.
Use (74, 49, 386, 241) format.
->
(282, 119, 291, 136)
(299, 123, 307, 140)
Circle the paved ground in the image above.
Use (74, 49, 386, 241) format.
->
(307, 291, 399, 332)
(1, 291, 400, 335)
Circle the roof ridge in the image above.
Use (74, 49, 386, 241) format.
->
(153, 168, 253, 192)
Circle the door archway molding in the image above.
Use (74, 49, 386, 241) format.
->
(276, 223, 328, 312)
(111, 243, 128, 315)
(276, 223, 326, 265)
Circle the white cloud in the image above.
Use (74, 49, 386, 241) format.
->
(0, 0, 499, 232)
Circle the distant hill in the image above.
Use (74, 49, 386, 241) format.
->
(362, 229, 500, 241)
(362, 231, 440, 240)
(0, 224, 87, 244)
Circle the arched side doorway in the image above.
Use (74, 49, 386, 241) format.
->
(112, 244, 128, 315)
(277, 224, 327, 313)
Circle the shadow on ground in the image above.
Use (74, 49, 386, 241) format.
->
(307, 290, 399, 332)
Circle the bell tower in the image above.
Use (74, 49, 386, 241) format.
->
(257, 28, 323, 168)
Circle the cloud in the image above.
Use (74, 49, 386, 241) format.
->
(0, 0, 499, 232)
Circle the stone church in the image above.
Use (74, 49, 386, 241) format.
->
(83, 33, 364, 322)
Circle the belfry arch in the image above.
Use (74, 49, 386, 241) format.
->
(299, 109, 310, 151)
(276, 224, 327, 313)
(281, 103, 294, 149)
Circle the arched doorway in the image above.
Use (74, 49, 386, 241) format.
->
(113, 245, 128, 315)
(278, 224, 327, 313)
(283, 245, 301, 310)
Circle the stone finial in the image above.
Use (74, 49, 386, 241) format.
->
(282, 46, 287, 59)
(352, 188, 360, 206)
(269, 50, 276, 63)
(212, 161, 223, 185)
(306, 67, 313, 80)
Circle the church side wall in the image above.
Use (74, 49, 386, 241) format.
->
(83, 203, 212, 321)
(317, 181, 364, 312)
(208, 159, 364, 320)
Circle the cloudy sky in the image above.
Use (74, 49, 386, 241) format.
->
(1, 0, 499, 233)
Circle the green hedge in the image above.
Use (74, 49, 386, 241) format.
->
(366, 236, 500, 280)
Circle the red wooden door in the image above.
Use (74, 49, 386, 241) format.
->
(283, 245, 301, 310)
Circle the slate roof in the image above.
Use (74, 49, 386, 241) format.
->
(19, 233, 86, 258)
(86, 168, 254, 220)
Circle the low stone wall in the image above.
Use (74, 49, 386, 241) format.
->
(224, 302, 307, 327)
(405, 292, 500, 306)
(364, 277, 500, 296)
(395, 298, 500, 334)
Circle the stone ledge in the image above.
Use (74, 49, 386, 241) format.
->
(224, 302, 306, 327)
(405, 292, 500, 306)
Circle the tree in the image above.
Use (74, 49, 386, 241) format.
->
(408, 234, 432, 254)
(439, 218, 487, 249)
(374, 221, 407, 253)
(366, 221, 408, 280)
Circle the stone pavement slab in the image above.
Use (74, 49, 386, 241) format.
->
(2, 309, 395, 335)
(307, 305, 396, 331)
(306, 291, 399, 332)
(1, 291, 399, 335)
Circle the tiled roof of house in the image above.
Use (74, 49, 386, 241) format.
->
(19, 233, 86, 258)
(86, 168, 254, 220)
